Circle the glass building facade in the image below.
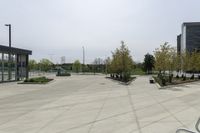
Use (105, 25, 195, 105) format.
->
(177, 22, 200, 54)
(0, 45, 32, 82)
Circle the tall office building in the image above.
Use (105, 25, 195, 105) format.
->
(177, 22, 200, 54)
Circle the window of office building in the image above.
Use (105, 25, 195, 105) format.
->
(11, 54, 16, 80)
(3, 53, 9, 81)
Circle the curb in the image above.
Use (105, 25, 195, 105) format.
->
(155, 82, 162, 89)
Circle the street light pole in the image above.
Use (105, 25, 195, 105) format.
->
(5, 24, 11, 47)
(5, 24, 12, 80)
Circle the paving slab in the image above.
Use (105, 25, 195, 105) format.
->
(0, 75, 200, 133)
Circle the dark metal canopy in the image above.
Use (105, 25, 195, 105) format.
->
(183, 22, 200, 26)
(0, 45, 32, 55)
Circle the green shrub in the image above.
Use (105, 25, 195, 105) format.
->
(182, 76, 186, 81)
(161, 78, 166, 86)
(190, 74, 194, 80)
(132, 68, 145, 75)
(154, 75, 167, 86)
(123, 73, 131, 82)
(24, 77, 51, 83)
(168, 74, 173, 83)
(56, 72, 71, 76)
(176, 75, 179, 79)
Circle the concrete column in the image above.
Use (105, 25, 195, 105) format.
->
(16, 54, 20, 81)
(26, 55, 29, 79)
(15, 54, 17, 80)
(8, 53, 11, 80)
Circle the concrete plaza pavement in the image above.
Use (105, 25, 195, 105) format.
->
(0, 75, 200, 133)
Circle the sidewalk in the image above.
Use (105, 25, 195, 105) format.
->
(0, 75, 199, 133)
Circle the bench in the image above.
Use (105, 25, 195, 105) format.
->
(149, 77, 155, 84)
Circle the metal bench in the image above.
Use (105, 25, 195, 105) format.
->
(176, 118, 200, 133)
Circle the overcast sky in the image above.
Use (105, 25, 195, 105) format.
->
(0, 0, 200, 63)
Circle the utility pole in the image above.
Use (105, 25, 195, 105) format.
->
(5, 24, 11, 80)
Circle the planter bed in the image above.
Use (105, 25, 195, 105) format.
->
(18, 77, 53, 84)
(107, 76, 136, 85)
(153, 76, 200, 87)
(56, 73, 71, 76)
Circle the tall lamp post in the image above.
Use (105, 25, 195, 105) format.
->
(5, 24, 12, 80)
(5, 24, 11, 47)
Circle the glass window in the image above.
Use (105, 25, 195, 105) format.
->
(0, 53, 2, 61)
(0, 53, 17, 81)
(18, 55, 27, 80)
(11, 54, 16, 80)
(3, 54, 9, 81)
(0, 53, 2, 82)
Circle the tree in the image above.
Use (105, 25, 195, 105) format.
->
(93, 58, 104, 74)
(110, 41, 134, 81)
(196, 52, 200, 77)
(143, 53, 155, 74)
(168, 47, 179, 74)
(154, 42, 181, 83)
(83, 64, 89, 72)
(93, 58, 98, 74)
(72, 60, 81, 73)
(181, 51, 191, 75)
(190, 51, 199, 73)
(154, 42, 172, 74)
(174, 53, 181, 74)
(105, 57, 111, 74)
(39, 59, 53, 72)
(29, 59, 37, 71)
